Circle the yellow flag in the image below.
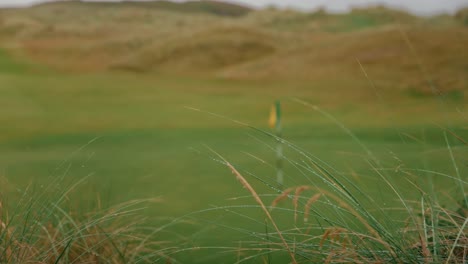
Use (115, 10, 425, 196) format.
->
(268, 104, 277, 129)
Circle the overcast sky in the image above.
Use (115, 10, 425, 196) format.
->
(0, 0, 467, 15)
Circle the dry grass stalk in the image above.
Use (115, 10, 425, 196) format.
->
(418, 233, 432, 264)
(320, 228, 343, 248)
(270, 186, 321, 223)
(270, 187, 293, 209)
(293, 186, 311, 223)
(222, 159, 298, 264)
(304, 193, 322, 223)
(0, 200, 13, 262)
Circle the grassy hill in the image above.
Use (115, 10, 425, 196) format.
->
(111, 26, 277, 72)
(1, 2, 465, 98)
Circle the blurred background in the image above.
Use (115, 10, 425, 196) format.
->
(0, 0, 467, 262)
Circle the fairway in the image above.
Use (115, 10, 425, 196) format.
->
(0, 71, 465, 200)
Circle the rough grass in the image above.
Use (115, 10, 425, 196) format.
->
(176, 107, 467, 263)
(0, 179, 171, 263)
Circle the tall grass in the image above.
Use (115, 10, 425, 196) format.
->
(2, 112, 464, 263)
(0, 177, 172, 263)
(175, 104, 467, 264)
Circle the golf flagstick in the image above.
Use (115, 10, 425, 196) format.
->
(269, 100, 283, 187)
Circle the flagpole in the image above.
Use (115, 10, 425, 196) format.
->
(271, 100, 283, 187)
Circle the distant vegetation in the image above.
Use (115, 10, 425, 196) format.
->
(456, 7, 468, 25)
(0, 1, 466, 97)
(33, 0, 253, 17)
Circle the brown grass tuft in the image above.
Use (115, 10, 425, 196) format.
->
(0, 198, 169, 264)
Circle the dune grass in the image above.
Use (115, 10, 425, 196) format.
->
(0, 177, 173, 263)
(159, 103, 466, 263)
